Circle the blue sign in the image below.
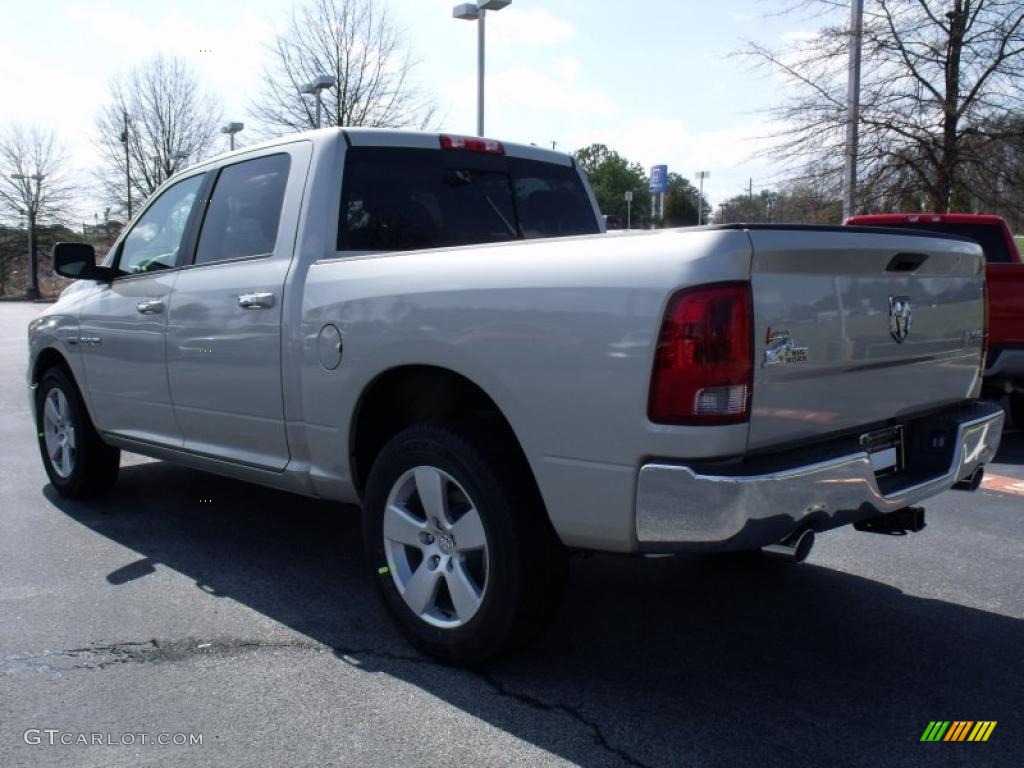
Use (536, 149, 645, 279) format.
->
(649, 165, 668, 194)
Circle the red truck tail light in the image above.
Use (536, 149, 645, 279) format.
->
(648, 282, 753, 425)
(440, 134, 504, 155)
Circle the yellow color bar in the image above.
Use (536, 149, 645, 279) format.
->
(966, 721, 997, 742)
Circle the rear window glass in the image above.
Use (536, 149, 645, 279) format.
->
(895, 222, 1011, 263)
(337, 147, 598, 251)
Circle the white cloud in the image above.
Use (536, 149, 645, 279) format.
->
(439, 1, 575, 47)
(487, 5, 576, 47)
(442, 60, 617, 127)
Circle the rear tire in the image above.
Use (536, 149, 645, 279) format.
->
(35, 367, 120, 498)
(363, 424, 567, 666)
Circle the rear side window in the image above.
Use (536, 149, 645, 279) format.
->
(337, 148, 598, 252)
(898, 222, 1011, 264)
(194, 153, 291, 265)
(510, 157, 599, 239)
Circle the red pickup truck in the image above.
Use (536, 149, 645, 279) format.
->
(845, 213, 1023, 426)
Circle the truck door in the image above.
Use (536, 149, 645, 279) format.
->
(165, 143, 310, 470)
(77, 172, 206, 446)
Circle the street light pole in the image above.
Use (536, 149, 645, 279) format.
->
(453, 2, 511, 137)
(695, 170, 710, 225)
(11, 172, 45, 300)
(299, 75, 337, 129)
(843, 0, 865, 220)
(221, 122, 244, 151)
(120, 109, 132, 220)
(478, 8, 486, 137)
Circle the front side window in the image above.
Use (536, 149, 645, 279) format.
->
(117, 174, 204, 275)
(194, 154, 291, 265)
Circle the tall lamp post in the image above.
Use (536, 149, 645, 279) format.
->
(452, 1, 512, 137)
(119, 109, 132, 219)
(695, 170, 710, 225)
(222, 122, 244, 151)
(169, 150, 189, 178)
(842, 0, 864, 220)
(299, 75, 337, 128)
(10, 172, 45, 300)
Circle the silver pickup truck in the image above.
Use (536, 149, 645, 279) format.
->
(30, 128, 1003, 664)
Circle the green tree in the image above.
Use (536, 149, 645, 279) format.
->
(574, 144, 650, 227)
(663, 173, 704, 226)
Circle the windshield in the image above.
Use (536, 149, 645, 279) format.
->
(894, 221, 1012, 264)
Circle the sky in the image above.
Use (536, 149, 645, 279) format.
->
(1, 0, 824, 221)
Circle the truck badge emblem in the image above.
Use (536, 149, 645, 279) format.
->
(889, 296, 912, 343)
(763, 328, 809, 367)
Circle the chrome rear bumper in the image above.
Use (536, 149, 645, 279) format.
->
(635, 402, 1004, 552)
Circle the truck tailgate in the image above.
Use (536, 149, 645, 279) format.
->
(747, 228, 986, 451)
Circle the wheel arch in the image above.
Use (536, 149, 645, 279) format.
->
(32, 346, 74, 386)
(349, 364, 543, 509)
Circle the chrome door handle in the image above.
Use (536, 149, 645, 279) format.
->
(136, 299, 164, 314)
(237, 292, 275, 309)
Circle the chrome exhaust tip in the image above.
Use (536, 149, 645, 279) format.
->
(953, 467, 984, 491)
(762, 528, 815, 563)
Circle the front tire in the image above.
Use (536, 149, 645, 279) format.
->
(363, 424, 567, 665)
(35, 367, 120, 498)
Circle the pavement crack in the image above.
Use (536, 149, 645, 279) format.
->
(476, 671, 650, 768)
(7, 638, 648, 766)
(329, 644, 650, 767)
(3, 637, 321, 673)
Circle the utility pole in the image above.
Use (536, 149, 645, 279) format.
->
(748, 177, 753, 201)
(121, 109, 132, 220)
(842, 0, 865, 220)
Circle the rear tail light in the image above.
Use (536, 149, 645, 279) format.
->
(648, 281, 754, 425)
(440, 134, 504, 154)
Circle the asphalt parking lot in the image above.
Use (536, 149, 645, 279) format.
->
(1, 301, 1022, 768)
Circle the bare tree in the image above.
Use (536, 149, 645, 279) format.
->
(251, 0, 437, 134)
(95, 55, 221, 218)
(0, 125, 77, 297)
(745, 1, 1024, 213)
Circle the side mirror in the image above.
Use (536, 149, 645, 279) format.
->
(52, 242, 115, 282)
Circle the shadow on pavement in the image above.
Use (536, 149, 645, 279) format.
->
(994, 429, 1023, 466)
(45, 460, 1023, 767)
